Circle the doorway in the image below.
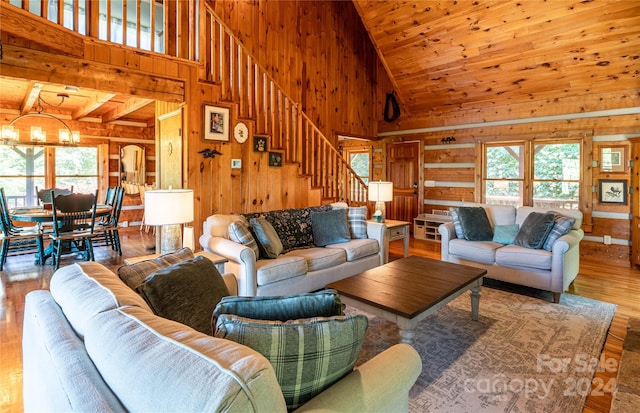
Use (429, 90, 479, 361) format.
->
(386, 141, 420, 223)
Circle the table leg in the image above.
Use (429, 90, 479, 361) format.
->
(403, 233, 409, 257)
(470, 281, 482, 321)
(397, 318, 417, 345)
(399, 328, 415, 345)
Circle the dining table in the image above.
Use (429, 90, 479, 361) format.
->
(10, 205, 113, 265)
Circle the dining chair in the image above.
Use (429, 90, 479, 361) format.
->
(49, 190, 98, 270)
(0, 189, 45, 270)
(94, 186, 125, 255)
(36, 186, 73, 204)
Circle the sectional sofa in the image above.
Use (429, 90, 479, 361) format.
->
(200, 205, 386, 296)
(439, 204, 584, 302)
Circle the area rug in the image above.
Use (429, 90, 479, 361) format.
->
(345, 287, 616, 413)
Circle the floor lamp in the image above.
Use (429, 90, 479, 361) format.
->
(144, 189, 194, 255)
(368, 181, 393, 222)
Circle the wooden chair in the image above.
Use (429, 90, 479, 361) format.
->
(36, 186, 73, 204)
(94, 186, 125, 255)
(0, 188, 44, 270)
(49, 190, 98, 270)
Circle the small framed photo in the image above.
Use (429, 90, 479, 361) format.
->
(599, 179, 627, 204)
(269, 152, 282, 167)
(601, 146, 627, 173)
(231, 159, 242, 169)
(203, 104, 230, 142)
(253, 135, 268, 152)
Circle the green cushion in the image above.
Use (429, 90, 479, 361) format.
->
(250, 217, 283, 258)
(311, 208, 351, 246)
(492, 224, 520, 245)
(214, 314, 368, 410)
(212, 289, 344, 327)
(514, 212, 555, 249)
(117, 247, 194, 290)
(136, 256, 230, 335)
(457, 206, 493, 241)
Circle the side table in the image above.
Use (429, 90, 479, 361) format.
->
(371, 219, 411, 263)
(124, 250, 228, 273)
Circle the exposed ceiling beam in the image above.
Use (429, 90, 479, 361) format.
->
(73, 93, 117, 119)
(102, 97, 154, 123)
(20, 82, 43, 114)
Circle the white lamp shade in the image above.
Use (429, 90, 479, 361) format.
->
(144, 189, 194, 225)
(368, 181, 393, 202)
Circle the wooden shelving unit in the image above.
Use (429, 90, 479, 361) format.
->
(414, 213, 452, 242)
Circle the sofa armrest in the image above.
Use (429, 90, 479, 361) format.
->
(201, 236, 258, 296)
(221, 273, 238, 296)
(366, 221, 387, 266)
(293, 343, 421, 413)
(438, 222, 456, 261)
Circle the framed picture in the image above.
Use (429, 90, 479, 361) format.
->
(231, 159, 242, 169)
(599, 179, 627, 204)
(203, 104, 230, 142)
(601, 146, 627, 173)
(269, 151, 282, 167)
(253, 135, 268, 152)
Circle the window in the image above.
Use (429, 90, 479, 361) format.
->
(483, 141, 580, 209)
(0, 145, 99, 208)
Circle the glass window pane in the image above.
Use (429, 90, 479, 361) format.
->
(485, 145, 523, 179)
(0, 146, 46, 206)
(485, 180, 523, 207)
(349, 153, 369, 181)
(534, 143, 580, 180)
(533, 182, 580, 209)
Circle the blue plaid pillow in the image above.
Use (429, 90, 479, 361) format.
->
(228, 220, 260, 259)
(347, 206, 368, 239)
(543, 215, 575, 251)
(214, 314, 368, 410)
(449, 208, 465, 239)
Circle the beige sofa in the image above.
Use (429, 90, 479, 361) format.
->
(439, 205, 583, 302)
(23, 262, 422, 412)
(200, 207, 386, 297)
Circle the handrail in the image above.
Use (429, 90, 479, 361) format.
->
(202, 4, 368, 205)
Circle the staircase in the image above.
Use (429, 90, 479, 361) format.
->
(201, 5, 368, 206)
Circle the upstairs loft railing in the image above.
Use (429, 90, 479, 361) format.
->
(202, 4, 368, 205)
(6, 0, 368, 205)
(5, 0, 198, 60)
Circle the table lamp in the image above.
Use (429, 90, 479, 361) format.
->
(144, 189, 194, 254)
(368, 181, 393, 222)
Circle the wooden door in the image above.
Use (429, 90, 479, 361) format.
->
(387, 141, 420, 223)
(157, 108, 183, 190)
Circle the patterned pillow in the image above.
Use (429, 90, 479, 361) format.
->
(228, 220, 260, 259)
(543, 215, 576, 251)
(118, 247, 194, 290)
(347, 206, 368, 239)
(214, 314, 368, 410)
(250, 217, 283, 258)
(449, 208, 465, 239)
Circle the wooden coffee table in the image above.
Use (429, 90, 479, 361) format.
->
(327, 256, 487, 345)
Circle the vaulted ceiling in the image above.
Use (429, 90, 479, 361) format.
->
(353, 0, 640, 118)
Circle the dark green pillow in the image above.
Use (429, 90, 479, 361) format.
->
(311, 208, 351, 246)
(214, 314, 368, 410)
(136, 256, 230, 335)
(212, 289, 344, 327)
(514, 212, 555, 249)
(457, 207, 494, 241)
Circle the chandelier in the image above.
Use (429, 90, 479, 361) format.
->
(1, 92, 80, 145)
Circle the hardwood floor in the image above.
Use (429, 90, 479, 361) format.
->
(1, 233, 638, 412)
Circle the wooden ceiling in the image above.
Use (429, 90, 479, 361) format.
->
(353, 0, 640, 117)
(0, 76, 155, 126)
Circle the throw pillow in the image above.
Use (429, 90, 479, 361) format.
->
(214, 314, 368, 410)
(514, 212, 555, 249)
(347, 206, 368, 239)
(449, 207, 465, 239)
(118, 247, 194, 290)
(228, 220, 260, 259)
(542, 215, 576, 251)
(136, 256, 230, 335)
(457, 207, 493, 241)
(250, 217, 284, 258)
(311, 208, 351, 246)
(492, 224, 520, 245)
(212, 289, 344, 327)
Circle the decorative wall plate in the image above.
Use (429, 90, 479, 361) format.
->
(233, 121, 249, 143)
